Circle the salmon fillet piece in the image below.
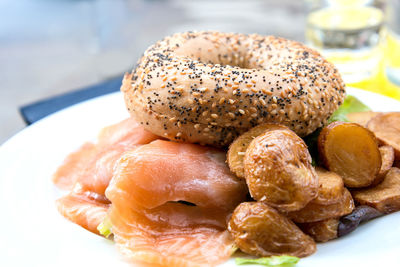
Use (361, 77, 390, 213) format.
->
(53, 117, 159, 192)
(106, 140, 247, 267)
(56, 193, 109, 234)
(54, 118, 159, 234)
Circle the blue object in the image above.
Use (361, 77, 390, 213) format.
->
(19, 75, 124, 125)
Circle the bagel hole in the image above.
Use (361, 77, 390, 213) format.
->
(174, 39, 254, 69)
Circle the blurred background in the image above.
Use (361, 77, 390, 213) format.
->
(1, 0, 399, 144)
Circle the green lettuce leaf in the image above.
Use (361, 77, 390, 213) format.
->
(235, 255, 299, 266)
(328, 95, 371, 123)
(97, 217, 112, 238)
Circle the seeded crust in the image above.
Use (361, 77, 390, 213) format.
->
(123, 31, 346, 147)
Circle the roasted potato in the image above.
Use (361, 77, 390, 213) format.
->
(367, 112, 400, 160)
(288, 188, 355, 223)
(244, 127, 318, 212)
(375, 145, 395, 185)
(352, 167, 400, 213)
(337, 205, 383, 237)
(227, 123, 287, 178)
(313, 167, 345, 205)
(318, 122, 382, 188)
(228, 202, 316, 258)
(347, 111, 379, 127)
(394, 160, 400, 168)
(298, 218, 339, 243)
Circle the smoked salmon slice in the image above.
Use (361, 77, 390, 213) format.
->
(54, 117, 159, 234)
(53, 117, 159, 192)
(56, 193, 109, 234)
(54, 120, 246, 266)
(106, 140, 248, 267)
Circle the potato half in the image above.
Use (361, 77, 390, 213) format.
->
(347, 111, 379, 127)
(227, 123, 287, 178)
(244, 126, 318, 212)
(228, 202, 316, 258)
(318, 122, 382, 188)
(313, 167, 345, 205)
(376, 145, 395, 186)
(352, 167, 400, 213)
(298, 218, 339, 243)
(367, 112, 400, 160)
(288, 188, 355, 223)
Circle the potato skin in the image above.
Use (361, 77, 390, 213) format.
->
(367, 112, 400, 160)
(227, 123, 290, 179)
(318, 121, 382, 188)
(298, 218, 339, 243)
(244, 127, 318, 212)
(288, 188, 355, 223)
(347, 111, 379, 127)
(375, 146, 395, 186)
(228, 202, 316, 258)
(352, 167, 400, 213)
(313, 167, 345, 205)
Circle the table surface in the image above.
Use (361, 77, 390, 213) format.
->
(0, 0, 305, 144)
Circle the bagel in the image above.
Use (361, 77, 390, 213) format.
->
(122, 31, 346, 146)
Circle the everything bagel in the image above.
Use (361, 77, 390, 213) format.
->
(122, 31, 346, 146)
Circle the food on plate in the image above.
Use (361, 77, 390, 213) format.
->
(318, 121, 382, 188)
(288, 188, 354, 223)
(337, 205, 383, 237)
(122, 31, 345, 146)
(376, 145, 395, 184)
(243, 125, 318, 212)
(56, 128, 247, 266)
(54, 118, 159, 234)
(352, 167, 400, 213)
(327, 95, 371, 123)
(52, 142, 96, 190)
(395, 160, 400, 168)
(228, 202, 316, 258)
(227, 123, 287, 178)
(53, 117, 159, 192)
(299, 204, 383, 242)
(106, 140, 247, 266)
(312, 167, 345, 205)
(235, 256, 299, 266)
(367, 112, 400, 159)
(298, 218, 339, 243)
(346, 111, 379, 127)
(56, 194, 109, 234)
(107, 140, 247, 211)
(52, 29, 400, 266)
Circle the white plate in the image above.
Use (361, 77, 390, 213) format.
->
(1, 88, 400, 267)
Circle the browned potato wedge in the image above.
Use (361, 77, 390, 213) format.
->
(244, 126, 318, 212)
(352, 167, 400, 213)
(227, 123, 287, 178)
(367, 112, 400, 160)
(318, 122, 382, 188)
(347, 111, 379, 127)
(313, 167, 345, 205)
(375, 145, 395, 185)
(298, 218, 339, 243)
(228, 202, 316, 258)
(288, 188, 355, 223)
